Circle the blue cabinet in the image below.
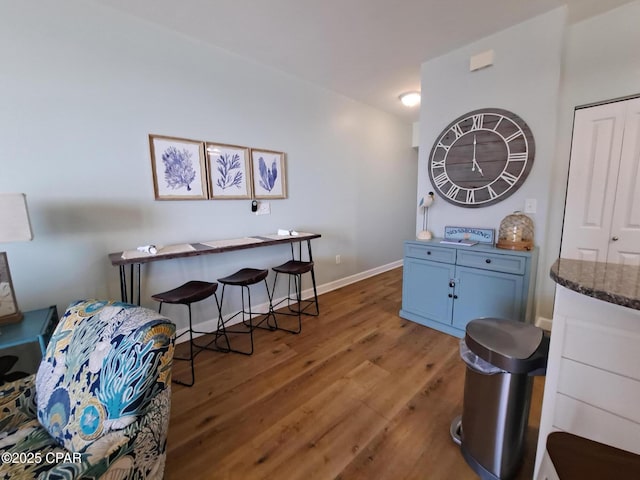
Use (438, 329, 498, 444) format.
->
(400, 240, 537, 338)
(0, 306, 59, 376)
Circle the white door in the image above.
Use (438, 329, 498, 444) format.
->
(561, 101, 626, 262)
(608, 98, 640, 266)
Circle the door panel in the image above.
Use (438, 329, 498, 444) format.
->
(402, 258, 454, 324)
(574, 248, 599, 262)
(452, 266, 523, 330)
(561, 102, 626, 262)
(608, 97, 640, 266)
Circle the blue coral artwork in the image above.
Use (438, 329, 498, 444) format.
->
(258, 157, 277, 192)
(149, 135, 207, 200)
(206, 143, 252, 199)
(251, 149, 286, 199)
(162, 146, 195, 191)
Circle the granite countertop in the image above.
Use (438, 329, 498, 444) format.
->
(550, 258, 640, 310)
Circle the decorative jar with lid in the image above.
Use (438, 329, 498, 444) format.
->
(496, 211, 534, 251)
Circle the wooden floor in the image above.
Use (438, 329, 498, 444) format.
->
(165, 267, 544, 480)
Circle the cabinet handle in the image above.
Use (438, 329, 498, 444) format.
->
(427, 251, 431, 255)
(485, 258, 492, 264)
(448, 294, 453, 298)
(449, 281, 455, 288)
(611, 236, 619, 241)
(453, 295, 458, 299)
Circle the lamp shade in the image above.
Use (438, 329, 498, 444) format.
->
(0, 193, 33, 243)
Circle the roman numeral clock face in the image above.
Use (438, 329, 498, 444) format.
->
(428, 108, 535, 207)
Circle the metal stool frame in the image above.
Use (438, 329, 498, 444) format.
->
(155, 282, 230, 387)
(269, 242, 319, 334)
(217, 270, 275, 356)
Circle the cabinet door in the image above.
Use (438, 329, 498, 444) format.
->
(452, 266, 523, 330)
(609, 97, 640, 266)
(402, 257, 454, 325)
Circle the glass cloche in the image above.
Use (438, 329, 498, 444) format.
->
(496, 211, 534, 251)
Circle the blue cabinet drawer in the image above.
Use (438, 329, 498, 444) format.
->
(456, 250, 526, 275)
(404, 243, 456, 264)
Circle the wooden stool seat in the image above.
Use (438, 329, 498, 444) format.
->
(218, 268, 268, 286)
(152, 280, 218, 305)
(546, 432, 640, 479)
(273, 260, 314, 275)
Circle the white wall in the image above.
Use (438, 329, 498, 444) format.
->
(418, 9, 566, 320)
(538, 0, 640, 317)
(0, 0, 417, 328)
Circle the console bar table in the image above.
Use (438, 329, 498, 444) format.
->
(108, 233, 321, 305)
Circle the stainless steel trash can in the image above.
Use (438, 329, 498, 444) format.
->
(450, 318, 549, 480)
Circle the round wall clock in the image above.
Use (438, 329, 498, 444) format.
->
(428, 108, 535, 208)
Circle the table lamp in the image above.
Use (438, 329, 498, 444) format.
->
(417, 192, 435, 240)
(0, 193, 33, 325)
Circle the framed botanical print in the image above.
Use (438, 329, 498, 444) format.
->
(149, 134, 208, 200)
(206, 142, 252, 199)
(250, 149, 287, 199)
(0, 252, 22, 325)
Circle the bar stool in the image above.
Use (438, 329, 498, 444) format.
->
(152, 280, 229, 387)
(269, 243, 319, 334)
(539, 432, 640, 479)
(217, 268, 274, 355)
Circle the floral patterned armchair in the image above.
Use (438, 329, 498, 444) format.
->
(0, 299, 175, 479)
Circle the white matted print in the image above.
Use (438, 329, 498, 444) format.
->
(149, 134, 207, 200)
(0, 252, 21, 324)
(250, 149, 287, 199)
(206, 142, 252, 199)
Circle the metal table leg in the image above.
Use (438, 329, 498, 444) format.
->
(119, 263, 142, 305)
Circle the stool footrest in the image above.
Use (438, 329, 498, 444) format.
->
(271, 296, 319, 317)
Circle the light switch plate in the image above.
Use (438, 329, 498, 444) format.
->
(524, 198, 537, 214)
(256, 201, 270, 215)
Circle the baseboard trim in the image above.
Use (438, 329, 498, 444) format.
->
(536, 315, 553, 332)
(174, 260, 403, 343)
(312, 259, 403, 297)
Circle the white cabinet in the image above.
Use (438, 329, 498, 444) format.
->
(561, 97, 640, 266)
(534, 286, 640, 477)
(536, 450, 560, 480)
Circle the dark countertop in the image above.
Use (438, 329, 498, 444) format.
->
(550, 258, 640, 311)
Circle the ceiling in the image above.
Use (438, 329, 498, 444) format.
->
(93, 0, 634, 123)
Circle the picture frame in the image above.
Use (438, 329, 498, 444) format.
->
(250, 149, 287, 199)
(0, 252, 22, 325)
(205, 142, 252, 199)
(444, 226, 495, 244)
(149, 134, 208, 200)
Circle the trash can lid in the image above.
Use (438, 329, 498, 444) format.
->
(465, 318, 546, 373)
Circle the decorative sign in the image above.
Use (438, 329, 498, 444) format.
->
(444, 226, 495, 244)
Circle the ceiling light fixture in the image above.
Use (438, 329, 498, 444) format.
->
(399, 91, 421, 107)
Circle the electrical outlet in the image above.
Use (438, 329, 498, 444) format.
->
(335, 255, 341, 264)
(256, 202, 270, 215)
(524, 198, 537, 214)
